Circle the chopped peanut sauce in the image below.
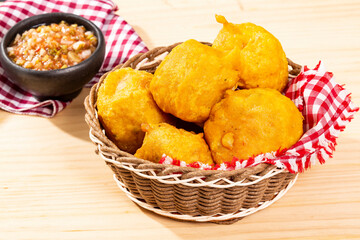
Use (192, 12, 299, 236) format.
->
(7, 21, 98, 71)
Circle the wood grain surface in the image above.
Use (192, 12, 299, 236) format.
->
(1, 0, 359, 239)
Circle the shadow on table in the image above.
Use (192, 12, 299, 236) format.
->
(0, 109, 9, 124)
(135, 204, 239, 236)
(49, 88, 92, 142)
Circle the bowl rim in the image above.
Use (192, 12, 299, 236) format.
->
(0, 12, 105, 75)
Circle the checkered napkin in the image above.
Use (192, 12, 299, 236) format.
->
(0, 0, 148, 117)
(160, 62, 359, 173)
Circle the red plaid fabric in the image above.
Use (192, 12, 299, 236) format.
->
(160, 62, 359, 173)
(0, 0, 148, 117)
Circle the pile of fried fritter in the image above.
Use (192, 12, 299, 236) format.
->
(97, 15, 304, 167)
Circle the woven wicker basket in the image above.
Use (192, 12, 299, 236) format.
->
(84, 42, 302, 224)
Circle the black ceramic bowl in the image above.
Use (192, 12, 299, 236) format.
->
(0, 12, 105, 101)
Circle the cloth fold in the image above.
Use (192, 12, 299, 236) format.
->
(159, 62, 359, 173)
(0, 0, 148, 117)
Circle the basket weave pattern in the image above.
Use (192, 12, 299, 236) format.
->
(84, 43, 302, 223)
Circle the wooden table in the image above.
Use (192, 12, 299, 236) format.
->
(1, 0, 359, 239)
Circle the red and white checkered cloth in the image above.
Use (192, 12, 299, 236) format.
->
(160, 62, 359, 173)
(0, 0, 148, 117)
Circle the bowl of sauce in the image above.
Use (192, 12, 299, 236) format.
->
(0, 12, 105, 101)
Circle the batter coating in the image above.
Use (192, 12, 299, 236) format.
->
(213, 15, 289, 92)
(150, 39, 239, 123)
(97, 68, 173, 154)
(135, 123, 214, 165)
(204, 88, 303, 164)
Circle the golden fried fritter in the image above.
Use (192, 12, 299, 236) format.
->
(204, 88, 303, 164)
(149, 39, 239, 123)
(135, 123, 214, 165)
(97, 68, 173, 154)
(213, 15, 289, 92)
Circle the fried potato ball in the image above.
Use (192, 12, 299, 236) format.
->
(97, 68, 173, 154)
(204, 88, 303, 164)
(135, 123, 214, 165)
(212, 15, 289, 92)
(149, 39, 239, 123)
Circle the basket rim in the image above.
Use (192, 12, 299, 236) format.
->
(84, 42, 302, 180)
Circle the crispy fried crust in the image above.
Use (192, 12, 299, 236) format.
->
(150, 39, 239, 123)
(97, 68, 173, 154)
(135, 123, 214, 165)
(204, 88, 303, 164)
(213, 15, 288, 92)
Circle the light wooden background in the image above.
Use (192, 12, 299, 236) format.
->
(1, 0, 359, 239)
